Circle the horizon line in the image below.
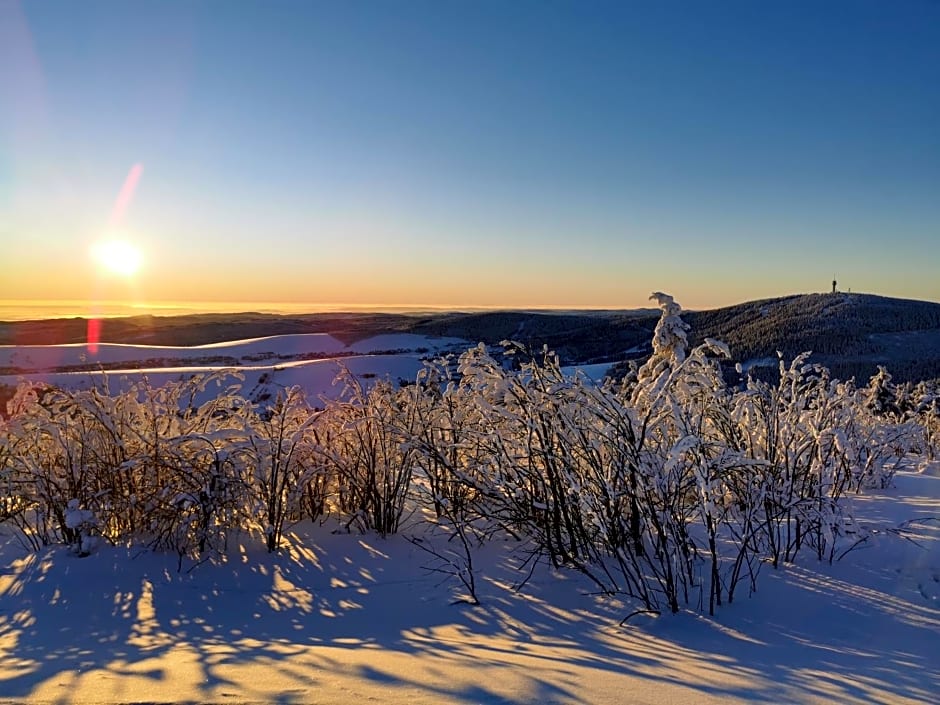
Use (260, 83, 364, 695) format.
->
(1, 290, 935, 323)
(0, 298, 658, 323)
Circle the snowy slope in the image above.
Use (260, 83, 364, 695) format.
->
(0, 333, 467, 371)
(0, 333, 469, 403)
(0, 355, 432, 404)
(0, 471, 937, 704)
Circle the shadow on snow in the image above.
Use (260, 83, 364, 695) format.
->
(1, 520, 937, 705)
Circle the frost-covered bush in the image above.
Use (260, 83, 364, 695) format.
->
(238, 385, 325, 551)
(0, 373, 271, 557)
(0, 382, 116, 548)
(320, 369, 415, 536)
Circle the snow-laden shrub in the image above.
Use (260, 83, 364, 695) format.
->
(238, 385, 325, 551)
(319, 369, 414, 536)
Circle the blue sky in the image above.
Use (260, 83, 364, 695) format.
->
(2, 0, 938, 309)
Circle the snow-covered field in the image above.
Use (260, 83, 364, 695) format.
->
(0, 333, 468, 370)
(0, 334, 470, 403)
(1, 471, 937, 705)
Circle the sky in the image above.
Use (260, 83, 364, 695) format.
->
(1, 0, 938, 313)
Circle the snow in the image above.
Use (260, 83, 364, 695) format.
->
(0, 334, 469, 404)
(559, 362, 614, 381)
(0, 334, 467, 371)
(1, 472, 937, 705)
(920, 460, 940, 477)
(740, 356, 778, 372)
(0, 355, 430, 405)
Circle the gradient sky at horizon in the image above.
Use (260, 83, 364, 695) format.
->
(2, 0, 938, 312)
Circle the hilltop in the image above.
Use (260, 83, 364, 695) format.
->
(685, 292, 940, 384)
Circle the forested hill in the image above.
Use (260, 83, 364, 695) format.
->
(402, 293, 940, 383)
(684, 293, 940, 384)
(405, 310, 657, 365)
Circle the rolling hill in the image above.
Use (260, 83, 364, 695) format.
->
(402, 292, 940, 384)
(2, 292, 939, 389)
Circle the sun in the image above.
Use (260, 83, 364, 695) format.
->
(92, 239, 143, 277)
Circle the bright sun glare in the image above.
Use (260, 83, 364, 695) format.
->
(92, 239, 143, 277)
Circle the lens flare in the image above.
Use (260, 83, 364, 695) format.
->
(87, 317, 101, 355)
(110, 164, 144, 227)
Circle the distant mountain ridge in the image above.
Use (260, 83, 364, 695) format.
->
(1, 292, 938, 384)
